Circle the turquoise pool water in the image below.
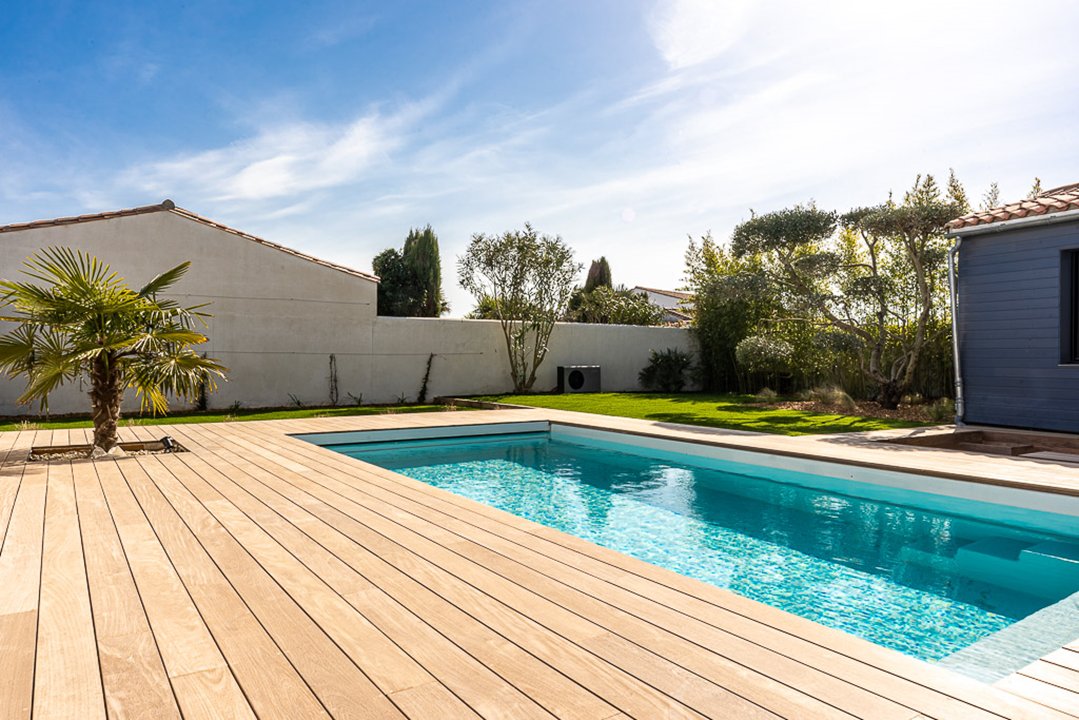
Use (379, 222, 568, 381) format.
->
(326, 428, 1078, 661)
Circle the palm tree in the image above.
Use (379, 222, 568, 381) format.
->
(0, 247, 227, 452)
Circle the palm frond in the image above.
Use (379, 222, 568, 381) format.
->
(15, 329, 80, 410)
(126, 350, 227, 414)
(138, 262, 190, 297)
(0, 325, 37, 374)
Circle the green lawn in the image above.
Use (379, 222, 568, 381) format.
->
(475, 392, 932, 436)
(0, 404, 453, 433)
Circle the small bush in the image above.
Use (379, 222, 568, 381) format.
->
(927, 397, 955, 422)
(639, 348, 695, 392)
(755, 387, 778, 401)
(734, 335, 794, 374)
(805, 385, 857, 411)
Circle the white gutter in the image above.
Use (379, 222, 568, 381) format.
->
(946, 207, 1079, 237)
(947, 236, 964, 426)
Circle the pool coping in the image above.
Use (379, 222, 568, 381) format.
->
(522, 408, 1079, 497)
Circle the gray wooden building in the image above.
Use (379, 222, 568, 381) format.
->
(948, 183, 1079, 432)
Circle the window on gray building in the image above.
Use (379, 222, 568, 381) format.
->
(1064, 250, 1079, 363)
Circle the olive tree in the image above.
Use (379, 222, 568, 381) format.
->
(458, 224, 581, 392)
(731, 176, 961, 408)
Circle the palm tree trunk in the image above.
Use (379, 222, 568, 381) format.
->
(90, 357, 122, 451)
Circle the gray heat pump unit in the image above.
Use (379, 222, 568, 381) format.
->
(557, 365, 601, 393)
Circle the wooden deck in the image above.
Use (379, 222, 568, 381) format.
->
(1, 408, 1077, 719)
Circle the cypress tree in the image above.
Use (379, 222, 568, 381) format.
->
(402, 225, 444, 317)
(583, 256, 612, 292)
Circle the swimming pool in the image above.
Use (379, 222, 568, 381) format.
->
(305, 422, 1079, 671)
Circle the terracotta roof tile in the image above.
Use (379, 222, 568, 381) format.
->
(0, 200, 378, 282)
(947, 182, 1079, 231)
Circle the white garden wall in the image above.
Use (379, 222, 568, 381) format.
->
(0, 205, 696, 416)
(364, 317, 695, 404)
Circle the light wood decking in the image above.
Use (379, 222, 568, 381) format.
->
(1, 408, 1077, 719)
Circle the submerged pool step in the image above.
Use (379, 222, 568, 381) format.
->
(954, 537, 1079, 601)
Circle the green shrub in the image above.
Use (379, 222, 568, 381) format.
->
(803, 385, 857, 411)
(927, 397, 955, 422)
(735, 335, 795, 374)
(639, 348, 695, 392)
(755, 387, 778, 401)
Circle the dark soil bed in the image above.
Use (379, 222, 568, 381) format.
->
(760, 400, 940, 423)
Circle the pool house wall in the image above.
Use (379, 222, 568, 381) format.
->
(956, 216, 1079, 432)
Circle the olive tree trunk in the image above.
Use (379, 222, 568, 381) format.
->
(877, 380, 904, 410)
(90, 356, 123, 451)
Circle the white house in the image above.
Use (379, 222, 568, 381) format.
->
(631, 286, 693, 324)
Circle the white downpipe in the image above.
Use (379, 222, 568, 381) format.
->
(947, 236, 964, 425)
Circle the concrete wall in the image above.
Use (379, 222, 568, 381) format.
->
(367, 317, 696, 403)
(957, 217, 1079, 432)
(0, 210, 695, 415)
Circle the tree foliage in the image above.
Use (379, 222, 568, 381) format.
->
(735, 335, 794, 374)
(373, 225, 446, 316)
(567, 256, 663, 326)
(458, 224, 581, 392)
(567, 286, 665, 325)
(728, 175, 962, 407)
(0, 248, 227, 450)
(583, 257, 612, 292)
(403, 225, 444, 316)
(685, 234, 775, 391)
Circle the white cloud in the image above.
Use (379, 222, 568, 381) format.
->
(122, 110, 410, 202)
(648, 0, 755, 70)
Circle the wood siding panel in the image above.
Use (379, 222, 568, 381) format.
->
(958, 220, 1079, 431)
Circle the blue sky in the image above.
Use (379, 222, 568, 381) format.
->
(3, 0, 1078, 313)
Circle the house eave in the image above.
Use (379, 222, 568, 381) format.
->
(947, 208, 1079, 237)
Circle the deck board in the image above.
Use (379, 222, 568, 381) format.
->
(118, 458, 334, 720)
(33, 461, 106, 719)
(0, 463, 45, 720)
(95, 459, 257, 720)
(76, 460, 181, 720)
(2, 408, 1078, 719)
